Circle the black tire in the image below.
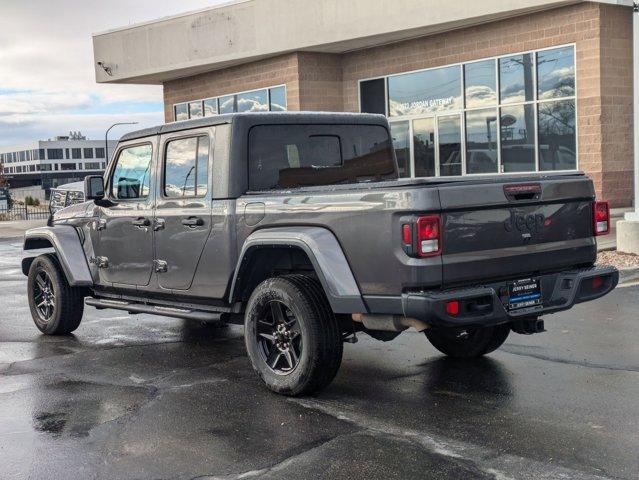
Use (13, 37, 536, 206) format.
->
(425, 324, 510, 358)
(27, 254, 85, 335)
(244, 275, 343, 396)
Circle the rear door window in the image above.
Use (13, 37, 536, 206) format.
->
(248, 124, 397, 191)
(163, 136, 209, 198)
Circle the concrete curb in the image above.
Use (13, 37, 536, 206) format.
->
(619, 267, 639, 285)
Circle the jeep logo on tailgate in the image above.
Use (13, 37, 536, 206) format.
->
(504, 210, 545, 235)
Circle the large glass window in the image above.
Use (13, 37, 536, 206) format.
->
(174, 103, 188, 121)
(174, 86, 287, 119)
(360, 78, 386, 115)
(84, 148, 93, 159)
(189, 101, 203, 119)
(269, 86, 287, 111)
(464, 60, 497, 108)
(95, 147, 105, 159)
(164, 136, 209, 197)
(500, 104, 536, 173)
(237, 90, 269, 112)
(110, 144, 153, 200)
(465, 109, 498, 174)
(412, 118, 436, 178)
(366, 45, 576, 177)
(438, 115, 462, 176)
(203, 98, 218, 117)
(71, 148, 81, 159)
(388, 65, 462, 117)
(499, 53, 535, 104)
(538, 100, 576, 171)
(218, 95, 236, 114)
(537, 46, 575, 100)
(390, 121, 410, 178)
(47, 148, 63, 160)
(248, 125, 396, 191)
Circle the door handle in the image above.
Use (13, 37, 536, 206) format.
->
(181, 217, 204, 227)
(132, 217, 150, 227)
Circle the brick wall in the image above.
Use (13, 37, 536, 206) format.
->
(599, 4, 634, 208)
(162, 53, 301, 121)
(297, 52, 344, 111)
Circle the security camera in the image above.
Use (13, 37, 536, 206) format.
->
(97, 61, 113, 76)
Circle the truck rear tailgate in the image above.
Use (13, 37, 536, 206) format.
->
(439, 176, 596, 287)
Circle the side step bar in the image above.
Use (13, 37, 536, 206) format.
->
(85, 298, 222, 322)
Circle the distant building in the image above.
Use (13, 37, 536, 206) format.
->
(0, 132, 117, 192)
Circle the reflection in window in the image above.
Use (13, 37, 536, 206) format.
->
(538, 100, 576, 171)
(389, 65, 461, 117)
(189, 101, 203, 119)
(537, 46, 575, 100)
(237, 90, 269, 112)
(390, 121, 410, 178)
(218, 95, 236, 114)
(438, 115, 462, 176)
(248, 125, 396, 190)
(500, 104, 536, 172)
(111, 144, 153, 199)
(499, 53, 535, 104)
(203, 98, 218, 116)
(360, 78, 386, 115)
(164, 136, 209, 197)
(464, 60, 497, 109)
(465, 108, 498, 174)
(174, 103, 188, 121)
(413, 117, 436, 177)
(269, 86, 287, 111)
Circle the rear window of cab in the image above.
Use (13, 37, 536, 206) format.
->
(248, 124, 397, 191)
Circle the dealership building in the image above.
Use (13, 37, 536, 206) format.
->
(93, 0, 636, 207)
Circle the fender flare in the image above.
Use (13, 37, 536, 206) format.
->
(22, 226, 93, 286)
(229, 226, 366, 313)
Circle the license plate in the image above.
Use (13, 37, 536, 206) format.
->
(508, 278, 542, 310)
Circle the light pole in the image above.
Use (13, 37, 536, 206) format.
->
(105, 122, 138, 164)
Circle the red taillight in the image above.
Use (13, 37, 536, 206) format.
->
(402, 224, 412, 245)
(591, 276, 604, 290)
(445, 300, 459, 316)
(593, 201, 610, 236)
(417, 215, 441, 257)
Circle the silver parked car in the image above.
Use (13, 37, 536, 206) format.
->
(48, 181, 85, 214)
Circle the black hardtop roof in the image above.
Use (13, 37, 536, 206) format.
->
(119, 111, 389, 142)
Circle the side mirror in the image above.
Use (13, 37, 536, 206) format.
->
(85, 175, 105, 201)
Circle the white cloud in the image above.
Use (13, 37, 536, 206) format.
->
(0, 0, 223, 146)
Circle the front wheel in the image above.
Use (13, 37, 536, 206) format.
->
(244, 275, 343, 396)
(27, 254, 85, 335)
(425, 324, 510, 358)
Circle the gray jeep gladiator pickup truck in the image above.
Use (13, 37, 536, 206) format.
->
(22, 112, 618, 396)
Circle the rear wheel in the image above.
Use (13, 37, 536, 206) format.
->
(27, 254, 85, 335)
(425, 324, 510, 358)
(244, 275, 343, 396)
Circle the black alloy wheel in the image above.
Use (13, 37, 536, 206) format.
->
(255, 300, 303, 374)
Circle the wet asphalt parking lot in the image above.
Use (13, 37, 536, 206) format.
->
(0, 236, 638, 480)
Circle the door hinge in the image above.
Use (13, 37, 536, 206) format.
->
(154, 259, 168, 273)
(95, 219, 107, 231)
(90, 256, 109, 268)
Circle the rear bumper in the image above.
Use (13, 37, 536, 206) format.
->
(364, 265, 618, 328)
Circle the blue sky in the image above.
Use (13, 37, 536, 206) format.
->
(0, 0, 226, 147)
